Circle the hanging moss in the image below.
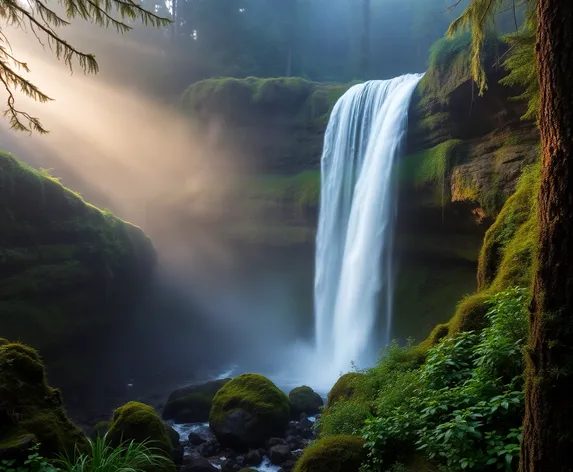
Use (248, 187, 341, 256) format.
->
(399, 140, 463, 207)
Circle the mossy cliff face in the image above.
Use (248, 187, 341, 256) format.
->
(393, 35, 540, 341)
(0, 152, 156, 395)
(0, 342, 88, 460)
(182, 77, 352, 174)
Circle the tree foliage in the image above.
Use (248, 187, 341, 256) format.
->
(0, 0, 169, 133)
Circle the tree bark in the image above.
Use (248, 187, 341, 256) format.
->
(520, 0, 573, 471)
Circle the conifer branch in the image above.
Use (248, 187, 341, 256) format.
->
(0, 0, 171, 133)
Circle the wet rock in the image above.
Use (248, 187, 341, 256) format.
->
(285, 435, 302, 450)
(221, 458, 240, 472)
(182, 456, 218, 472)
(269, 444, 293, 465)
(288, 386, 323, 417)
(198, 439, 220, 457)
(299, 414, 313, 430)
(279, 460, 297, 472)
(245, 449, 263, 466)
(266, 437, 288, 449)
(189, 432, 207, 446)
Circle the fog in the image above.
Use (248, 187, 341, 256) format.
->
(0, 21, 320, 408)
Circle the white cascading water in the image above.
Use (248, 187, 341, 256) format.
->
(313, 74, 423, 382)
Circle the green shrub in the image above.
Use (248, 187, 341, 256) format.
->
(0, 444, 57, 472)
(361, 288, 527, 472)
(317, 401, 370, 438)
(56, 436, 173, 472)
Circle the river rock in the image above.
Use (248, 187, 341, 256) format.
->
(245, 449, 263, 466)
(221, 458, 240, 472)
(269, 444, 293, 465)
(279, 460, 297, 472)
(189, 432, 207, 446)
(198, 439, 220, 457)
(182, 457, 218, 472)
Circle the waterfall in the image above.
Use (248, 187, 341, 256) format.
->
(313, 74, 423, 380)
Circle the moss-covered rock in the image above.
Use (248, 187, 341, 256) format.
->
(107, 402, 173, 458)
(0, 151, 156, 392)
(326, 373, 362, 409)
(289, 386, 323, 418)
(209, 373, 290, 448)
(0, 342, 88, 459)
(89, 421, 110, 441)
(163, 379, 231, 424)
(293, 436, 366, 472)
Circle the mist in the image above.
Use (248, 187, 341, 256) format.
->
(0, 20, 320, 410)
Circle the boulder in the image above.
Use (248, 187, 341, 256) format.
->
(163, 379, 231, 424)
(183, 456, 218, 472)
(293, 435, 366, 472)
(269, 444, 293, 465)
(209, 374, 290, 449)
(288, 386, 323, 417)
(0, 342, 88, 460)
(245, 449, 263, 466)
(107, 401, 175, 471)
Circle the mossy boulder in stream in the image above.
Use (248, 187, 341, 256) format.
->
(107, 401, 175, 470)
(293, 435, 366, 472)
(289, 386, 323, 417)
(163, 378, 231, 424)
(209, 374, 290, 448)
(0, 342, 88, 460)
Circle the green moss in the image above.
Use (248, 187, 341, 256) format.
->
(0, 151, 156, 379)
(293, 436, 366, 472)
(477, 164, 539, 291)
(181, 77, 355, 126)
(289, 386, 323, 418)
(209, 373, 291, 447)
(326, 373, 362, 409)
(399, 140, 463, 207)
(164, 424, 180, 449)
(0, 342, 88, 459)
(107, 401, 174, 470)
(163, 379, 231, 423)
(448, 292, 492, 335)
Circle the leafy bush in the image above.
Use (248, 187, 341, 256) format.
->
(56, 436, 173, 472)
(361, 288, 528, 472)
(0, 445, 57, 472)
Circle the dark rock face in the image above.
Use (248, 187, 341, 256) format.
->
(279, 460, 297, 472)
(163, 379, 232, 424)
(245, 449, 263, 466)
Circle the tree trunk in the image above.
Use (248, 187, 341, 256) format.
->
(520, 0, 573, 471)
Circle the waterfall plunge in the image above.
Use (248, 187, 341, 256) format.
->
(313, 75, 423, 382)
